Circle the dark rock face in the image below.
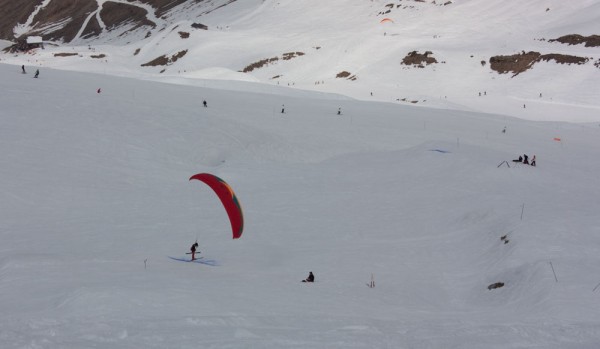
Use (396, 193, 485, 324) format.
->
(0, 0, 190, 42)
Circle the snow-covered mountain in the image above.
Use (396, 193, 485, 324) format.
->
(1, 0, 599, 121)
(1, 2, 600, 347)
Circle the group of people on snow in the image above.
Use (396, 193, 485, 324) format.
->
(20, 65, 39, 78)
(513, 154, 536, 166)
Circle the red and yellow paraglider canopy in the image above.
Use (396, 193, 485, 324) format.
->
(380, 18, 394, 24)
(190, 173, 244, 239)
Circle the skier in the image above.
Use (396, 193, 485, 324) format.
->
(531, 155, 536, 167)
(337, 107, 341, 115)
(21, 65, 26, 74)
(190, 242, 199, 261)
(523, 154, 529, 165)
(281, 104, 285, 114)
(302, 271, 314, 283)
(203, 100, 207, 107)
(34, 69, 39, 78)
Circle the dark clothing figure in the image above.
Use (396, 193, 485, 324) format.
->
(34, 69, 39, 78)
(337, 108, 341, 115)
(502, 127, 506, 134)
(203, 100, 207, 107)
(513, 155, 523, 163)
(21, 65, 26, 74)
(531, 155, 536, 167)
(190, 242, 199, 261)
(302, 272, 314, 283)
(281, 105, 285, 114)
(523, 154, 529, 165)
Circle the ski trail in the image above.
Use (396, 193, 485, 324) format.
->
(73, 10, 101, 42)
(13, 0, 53, 38)
(72, 0, 163, 42)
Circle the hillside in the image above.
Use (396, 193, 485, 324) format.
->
(0, 0, 598, 121)
(1, 58, 600, 347)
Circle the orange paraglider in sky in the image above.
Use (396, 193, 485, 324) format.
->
(380, 18, 394, 24)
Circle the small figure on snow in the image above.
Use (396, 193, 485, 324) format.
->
(203, 100, 207, 107)
(512, 155, 523, 163)
(97, 88, 101, 94)
(302, 271, 314, 283)
(34, 69, 39, 78)
(337, 107, 341, 115)
(190, 242, 199, 261)
(21, 65, 26, 74)
(502, 126, 506, 134)
(523, 154, 529, 165)
(281, 104, 285, 114)
(531, 155, 536, 167)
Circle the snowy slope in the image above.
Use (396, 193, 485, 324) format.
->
(1, 61, 600, 348)
(1, 0, 599, 122)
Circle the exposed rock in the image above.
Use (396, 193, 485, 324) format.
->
(336, 71, 357, 80)
(282, 52, 305, 60)
(191, 23, 208, 30)
(141, 49, 187, 67)
(54, 52, 78, 57)
(401, 51, 438, 67)
(489, 51, 588, 76)
(101, 2, 156, 31)
(241, 52, 305, 73)
(487, 282, 505, 290)
(549, 34, 600, 48)
(242, 57, 279, 73)
(489, 51, 540, 75)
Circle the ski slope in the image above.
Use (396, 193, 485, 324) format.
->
(1, 0, 598, 122)
(1, 61, 600, 348)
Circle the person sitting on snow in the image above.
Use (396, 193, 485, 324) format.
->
(302, 272, 314, 283)
(512, 155, 523, 163)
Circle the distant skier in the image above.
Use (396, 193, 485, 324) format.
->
(531, 155, 536, 167)
(21, 65, 26, 74)
(97, 88, 101, 94)
(502, 126, 506, 134)
(281, 104, 285, 114)
(203, 100, 207, 107)
(302, 271, 314, 283)
(512, 155, 523, 163)
(34, 69, 39, 78)
(337, 107, 341, 115)
(523, 154, 529, 165)
(190, 242, 199, 261)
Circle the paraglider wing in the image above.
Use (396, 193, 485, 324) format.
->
(380, 18, 394, 24)
(190, 173, 244, 239)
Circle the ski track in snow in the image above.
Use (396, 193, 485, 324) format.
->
(13, 0, 53, 37)
(73, 0, 163, 42)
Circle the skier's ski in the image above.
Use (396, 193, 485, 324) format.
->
(168, 256, 218, 266)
